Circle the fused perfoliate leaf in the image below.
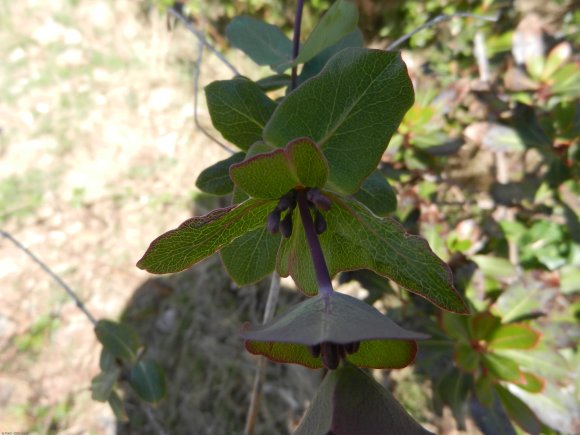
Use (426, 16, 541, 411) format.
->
(225, 16, 292, 69)
(95, 320, 140, 362)
(206, 78, 277, 150)
(137, 199, 274, 274)
(129, 360, 167, 404)
(277, 196, 468, 313)
(230, 137, 328, 199)
(353, 170, 397, 215)
(264, 48, 414, 194)
(282, 0, 359, 70)
(195, 152, 245, 195)
(295, 365, 433, 435)
(220, 226, 280, 285)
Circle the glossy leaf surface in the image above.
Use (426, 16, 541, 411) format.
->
(277, 196, 467, 312)
(129, 360, 167, 404)
(137, 199, 273, 273)
(195, 152, 245, 195)
(295, 365, 433, 435)
(230, 137, 328, 199)
(220, 226, 280, 285)
(488, 324, 540, 350)
(206, 78, 277, 150)
(95, 320, 140, 362)
(225, 16, 292, 69)
(264, 48, 414, 194)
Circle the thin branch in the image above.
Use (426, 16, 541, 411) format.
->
(168, 7, 239, 76)
(1, 230, 98, 326)
(290, 0, 305, 91)
(244, 273, 281, 435)
(192, 38, 235, 154)
(386, 12, 498, 51)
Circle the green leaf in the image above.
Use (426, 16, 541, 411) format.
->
(516, 371, 545, 393)
(454, 342, 480, 372)
(299, 29, 364, 85)
(137, 198, 273, 273)
(295, 365, 433, 435)
(245, 339, 418, 370)
(264, 48, 414, 194)
(220, 226, 280, 285)
(471, 255, 516, 279)
(475, 375, 494, 407)
(494, 285, 541, 323)
(108, 391, 128, 422)
(488, 325, 540, 350)
(129, 360, 167, 403)
(99, 347, 116, 371)
(205, 78, 277, 150)
(255, 74, 291, 92)
(353, 170, 397, 215)
(496, 385, 541, 435)
(437, 370, 471, 428)
(95, 320, 140, 362)
(441, 312, 470, 340)
(483, 353, 522, 383)
(226, 16, 292, 69)
(286, 0, 359, 69)
(195, 152, 245, 195)
(230, 137, 328, 199)
(277, 196, 467, 313)
(494, 348, 571, 381)
(91, 367, 120, 402)
(470, 312, 501, 341)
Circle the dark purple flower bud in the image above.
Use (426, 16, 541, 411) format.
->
(308, 344, 321, 358)
(321, 342, 339, 370)
(313, 194, 332, 212)
(314, 210, 327, 234)
(280, 212, 293, 238)
(277, 194, 294, 212)
(267, 209, 281, 234)
(344, 341, 360, 355)
(306, 188, 320, 204)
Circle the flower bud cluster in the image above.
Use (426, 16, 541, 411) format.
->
(267, 188, 332, 238)
(308, 341, 361, 369)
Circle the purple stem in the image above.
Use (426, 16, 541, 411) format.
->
(290, 0, 305, 90)
(297, 190, 333, 296)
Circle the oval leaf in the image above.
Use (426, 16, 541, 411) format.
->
(225, 16, 292, 69)
(496, 385, 541, 435)
(230, 137, 328, 199)
(353, 170, 397, 215)
(195, 152, 245, 195)
(108, 390, 128, 422)
(264, 48, 414, 194)
(277, 196, 468, 313)
(470, 312, 501, 341)
(516, 371, 545, 393)
(454, 342, 480, 372)
(483, 353, 522, 383)
(91, 367, 120, 402)
(129, 360, 167, 404)
(136, 199, 273, 274)
(295, 365, 433, 435)
(488, 324, 541, 350)
(95, 320, 140, 362)
(205, 78, 277, 151)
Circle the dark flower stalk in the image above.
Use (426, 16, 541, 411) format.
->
(297, 189, 333, 297)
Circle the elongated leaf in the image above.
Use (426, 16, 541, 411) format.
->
(195, 152, 245, 195)
(299, 29, 364, 85)
(488, 324, 540, 350)
(226, 16, 292, 69)
(137, 199, 273, 273)
(496, 385, 541, 435)
(437, 370, 471, 429)
(264, 48, 414, 194)
(474, 375, 494, 407)
(295, 365, 433, 435)
(353, 170, 397, 215)
(494, 348, 571, 381)
(470, 312, 501, 341)
(277, 196, 467, 313)
(441, 312, 470, 340)
(454, 342, 480, 372)
(220, 226, 280, 285)
(95, 320, 140, 362)
(516, 371, 545, 393)
(230, 137, 328, 199)
(91, 367, 120, 402)
(99, 347, 116, 371)
(286, 0, 359, 69)
(471, 255, 516, 279)
(256, 74, 291, 92)
(206, 78, 277, 150)
(108, 391, 128, 422)
(483, 353, 522, 383)
(245, 339, 417, 369)
(129, 360, 167, 403)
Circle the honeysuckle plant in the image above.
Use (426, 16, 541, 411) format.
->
(134, 0, 471, 432)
